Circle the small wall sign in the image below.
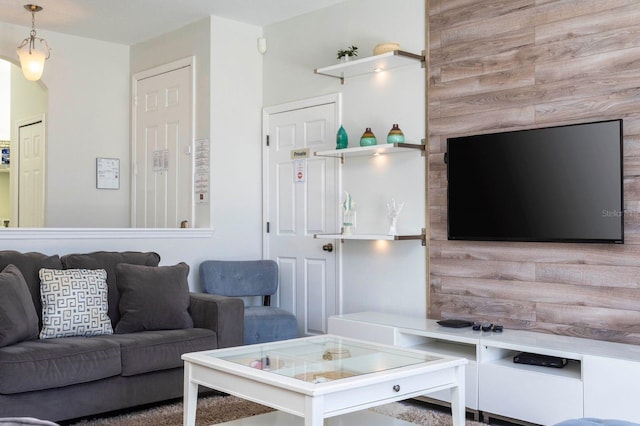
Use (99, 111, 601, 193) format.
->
(294, 159, 306, 183)
(96, 157, 120, 189)
(290, 148, 310, 159)
(153, 150, 169, 172)
(194, 139, 210, 204)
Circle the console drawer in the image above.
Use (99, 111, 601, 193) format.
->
(324, 367, 460, 413)
(328, 318, 396, 345)
(479, 357, 583, 425)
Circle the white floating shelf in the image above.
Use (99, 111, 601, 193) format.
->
(315, 142, 425, 160)
(314, 50, 425, 83)
(314, 232, 426, 245)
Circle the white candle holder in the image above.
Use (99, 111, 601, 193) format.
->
(386, 198, 404, 236)
(342, 192, 356, 235)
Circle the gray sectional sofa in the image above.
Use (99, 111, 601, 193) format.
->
(0, 250, 244, 423)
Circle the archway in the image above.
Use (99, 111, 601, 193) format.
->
(0, 57, 48, 227)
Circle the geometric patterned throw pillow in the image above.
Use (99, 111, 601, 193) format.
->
(39, 268, 113, 339)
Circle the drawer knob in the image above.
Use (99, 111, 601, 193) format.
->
(393, 384, 400, 392)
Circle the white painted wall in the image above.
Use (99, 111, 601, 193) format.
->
(0, 172, 8, 222)
(9, 62, 48, 227)
(263, 0, 427, 317)
(131, 15, 264, 255)
(0, 21, 130, 228)
(210, 16, 264, 245)
(0, 229, 241, 291)
(0, 60, 8, 222)
(9, 64, 47, 136)
(131, 17, 212, 229)
(0, 2, 424, 317)
(44, 31, 130, 227)
(0, 60, 9, 140)
(0, 17, 265, 292)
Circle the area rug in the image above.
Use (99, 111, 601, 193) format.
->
(68, 394, 485, 426)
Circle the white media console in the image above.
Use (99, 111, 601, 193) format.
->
(328, 312, 640, 425)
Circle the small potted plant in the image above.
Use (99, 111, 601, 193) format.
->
(337, 45, 358, 62)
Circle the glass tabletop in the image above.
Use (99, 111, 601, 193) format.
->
(207, 335, 440, 383)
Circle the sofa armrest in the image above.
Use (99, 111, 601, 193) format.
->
(189, 292, 244, 348)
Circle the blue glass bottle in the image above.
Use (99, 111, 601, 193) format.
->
(336, 125, 348, 149)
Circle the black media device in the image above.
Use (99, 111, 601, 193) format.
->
(437, 319, 473, 328)
(446, 119, 624, 244)
(513, 352, 568, 368)
(481, 322, 493, 332)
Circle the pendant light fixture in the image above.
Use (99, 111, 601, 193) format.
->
(16, 4, 51, 81)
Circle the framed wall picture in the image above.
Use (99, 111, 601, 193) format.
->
(96, 157, 120, 189)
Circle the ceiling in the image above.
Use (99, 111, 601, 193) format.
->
(0, 0, 347, 45)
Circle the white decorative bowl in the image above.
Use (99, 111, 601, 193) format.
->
(373, 42, 400, 55)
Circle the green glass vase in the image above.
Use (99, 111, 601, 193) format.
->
(387, 123, 405, 144)
(360, 127, 377, 146)
(336, 125, 348, 149)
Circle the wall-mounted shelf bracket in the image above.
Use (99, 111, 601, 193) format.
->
(314, 50, 425, 85)
(314, 228, 426, 246)
(315, 141, 425, 164)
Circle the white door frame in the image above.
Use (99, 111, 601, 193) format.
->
(130, 56, 196, 227)
(262, 93, 343, 314)
(12, 113, 46, 227)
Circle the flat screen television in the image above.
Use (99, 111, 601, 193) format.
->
(446, 119, 624, 244)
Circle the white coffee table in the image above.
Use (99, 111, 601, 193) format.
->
(182, 335, 466, 426)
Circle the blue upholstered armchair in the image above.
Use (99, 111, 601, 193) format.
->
(199, 260, 298, 345)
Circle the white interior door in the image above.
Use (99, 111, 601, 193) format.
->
(17, 119, 45, 227)
(132, 60, 193, 228)
(263, 94, 341, 336)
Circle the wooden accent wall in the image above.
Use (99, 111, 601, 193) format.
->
(428, 0, 640, 344)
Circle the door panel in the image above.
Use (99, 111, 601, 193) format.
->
(307, 159, 327, 233)
(133, 65, 192, 228)
(265, 99, 340, 336)
(277, 256, 297, 317)
(18, 120, 44, 227)
(306, 259, 327, 334)
(277, 162, 296, 234)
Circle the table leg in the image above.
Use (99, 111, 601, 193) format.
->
(450, 364, 466, 426)
(183, 362, 199, 426)
(304, 395, 324, 426)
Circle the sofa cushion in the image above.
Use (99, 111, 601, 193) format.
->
(0, 337, 121, 394)
(97, 328, 217, 376)
(200, 260, 278, 297)
(244, 306, 298, 345)
(0, 251, 63, 326)
(60, 251, 161, 327)
(115, 263, 193, 333)
(39, 269, 113, 339)
(0, 418, 59, 425)
(0, 265, 39, 348)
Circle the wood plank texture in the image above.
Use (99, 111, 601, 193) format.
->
(428, 0, 640, 344)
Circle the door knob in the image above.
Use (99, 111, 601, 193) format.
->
(322, 243, 333, 252)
